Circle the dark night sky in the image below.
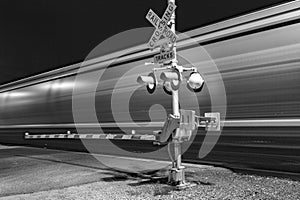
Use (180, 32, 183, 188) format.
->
(0, 0, 292, 85)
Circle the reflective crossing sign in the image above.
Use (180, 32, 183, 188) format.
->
(160, 3, 177, 28)
(148, 26, 177, 49)
(154, 50, 175, 64)
(146, 3, 178, 49)
(146, 9, 161, 28)
(146, 3, 176, 32)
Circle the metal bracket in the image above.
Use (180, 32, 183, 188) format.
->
(155, 114, 180, 144)
(204, 113, 220, 131)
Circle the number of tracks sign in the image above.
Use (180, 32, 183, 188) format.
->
(154, 50, 175, 64)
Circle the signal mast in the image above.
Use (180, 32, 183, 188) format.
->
(137, 0, 211, 188)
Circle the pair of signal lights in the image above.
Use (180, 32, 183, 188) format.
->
(137, 69, 205, 95)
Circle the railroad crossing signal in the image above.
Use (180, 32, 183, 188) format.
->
(146, 3, 178, 49)
(141, 0, 220, 189)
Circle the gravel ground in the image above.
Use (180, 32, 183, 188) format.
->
(2, 166, 299, 200)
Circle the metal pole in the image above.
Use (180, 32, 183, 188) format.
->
(168, 0, 181, 168)
(174, 142, 181, 168)
(167, 0, 187, 187)
(169, 0, 180, 118)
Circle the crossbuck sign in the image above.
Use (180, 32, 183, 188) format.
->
(146, 3, 178, 49)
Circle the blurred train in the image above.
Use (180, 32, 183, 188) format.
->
(0, 1, 300, 178)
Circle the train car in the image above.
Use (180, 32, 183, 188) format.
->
(0, 1, 300, 178)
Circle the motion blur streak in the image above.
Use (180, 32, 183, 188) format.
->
(1, 118, 300, 129)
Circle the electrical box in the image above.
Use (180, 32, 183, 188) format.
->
(172, 110, 196, 142)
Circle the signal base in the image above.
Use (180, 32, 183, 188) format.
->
(168, 167, 196, 190)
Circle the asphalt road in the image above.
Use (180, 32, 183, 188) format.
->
(0, 145, 171, 198)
